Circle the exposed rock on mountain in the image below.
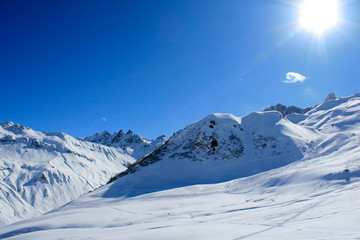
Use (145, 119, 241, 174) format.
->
(83, 130, 167, 159)
(263, 104, 312, 116)
(324, 92, 337, 102)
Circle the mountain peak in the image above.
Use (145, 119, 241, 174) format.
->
(84, 128, 167, 159)
(195, 113, 241, 127)
(156, 135, 167, 140)
(324, 92, 337, 102)
(0, 121, 15, 128)
(0, 122, 32, 135)
(98, 130, 111, 136)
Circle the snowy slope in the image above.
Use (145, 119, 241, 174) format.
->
(1, 145, 359, 240)
(1, 93, 360, 239)
(83, 130, 167, 159)
(0, 122, 135, 226)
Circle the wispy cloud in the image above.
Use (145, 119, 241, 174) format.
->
(95, 117, 107, 123)
(283, 72, 307, 83)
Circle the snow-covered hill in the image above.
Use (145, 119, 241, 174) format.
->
(83, 130, 167, 159)
(1, 93, 360, 239)
(0, 122, 135, 226)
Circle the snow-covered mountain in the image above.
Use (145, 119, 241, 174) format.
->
(83, 130, 167, 159)
(107, 110, 317, 197)
(0, 122, 135, 226)
(1, 93, 360, 239)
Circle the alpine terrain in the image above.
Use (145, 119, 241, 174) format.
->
(1, 93, 360, 239)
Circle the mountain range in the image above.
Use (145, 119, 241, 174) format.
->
(0, 93, 359, 239)
(82, 130, 167, 160)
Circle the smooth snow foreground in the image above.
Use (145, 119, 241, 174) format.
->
(1, 94, 360, 239)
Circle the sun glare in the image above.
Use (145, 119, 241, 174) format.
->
(300, 0, 339, 34)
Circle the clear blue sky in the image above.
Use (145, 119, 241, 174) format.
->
(1, 0, 359, 139)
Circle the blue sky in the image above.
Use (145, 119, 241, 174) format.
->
(1, 0, 359, 139)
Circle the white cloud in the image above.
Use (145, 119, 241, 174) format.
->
(101, 117, 107, 122)
(283, 72, 307, 83)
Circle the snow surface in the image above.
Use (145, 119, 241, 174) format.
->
(1, 93, 360, 239)
(0, 123, 135, 226)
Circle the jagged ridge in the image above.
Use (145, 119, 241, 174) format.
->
(83, 129, 167, 159)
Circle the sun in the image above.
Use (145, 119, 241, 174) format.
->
(300, 0, 339, 34)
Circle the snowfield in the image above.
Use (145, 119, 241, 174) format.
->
(1, 93, 360, 239)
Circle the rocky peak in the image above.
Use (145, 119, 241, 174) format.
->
(111, 130, 125, 144)
(263, 104, 312, 116)
(324, 92, 336, 102)
(156, 135, 167, 140)
(84, 129, 167, 160)
(0, 121, 15, 128)
(0, 122, 31, 135)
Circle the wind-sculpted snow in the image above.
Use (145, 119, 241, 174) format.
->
(1, 93, 360, 239)
(83, 129, 167, 159)
(0, 122, 135, 226)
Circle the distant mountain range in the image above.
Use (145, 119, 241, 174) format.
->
(82, 130, 167, 160)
